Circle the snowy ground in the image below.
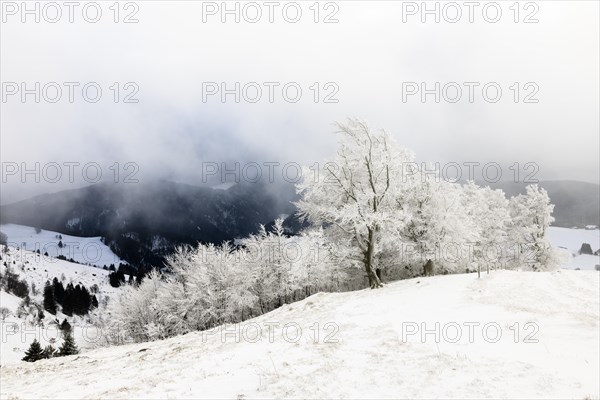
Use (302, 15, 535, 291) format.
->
(0, 247, 122, 364)
(548, 226, 600, 270)
(0, 223, 124, 268)
(0, 270, 598, 399)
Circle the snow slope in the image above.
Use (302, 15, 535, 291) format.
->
(548, 226, 600, 270)
(0, 223, 124, 268)
(1, 270, 598, 399)
(0, 247, 122, 364)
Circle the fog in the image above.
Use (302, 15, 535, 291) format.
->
(1, 0, 598, 204)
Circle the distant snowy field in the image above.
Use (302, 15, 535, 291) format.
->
(0, 270, 598, 399)
(547, 226, 600, 270)
(0, 223, 124, 267)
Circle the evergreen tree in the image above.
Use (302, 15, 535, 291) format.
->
(73, 284, 83, 315)
(62, 283, 74, 316)
(43, 281, 57, 314)
(109, 269, 126, 288)
(136, 272, 144, 286)
(59, 331, 79, 356)
(60, 318, 72, 332)
(42, 345, 56, 359)
(22, 339, 44, 362)
(81, 285, 92, 314)
(52, 278, 65, 305)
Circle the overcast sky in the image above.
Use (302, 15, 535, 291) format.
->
(1, 0, 598, 204)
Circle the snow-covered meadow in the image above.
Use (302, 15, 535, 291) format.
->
(0, 270, 598, 399)
(0, 223, 124, 268)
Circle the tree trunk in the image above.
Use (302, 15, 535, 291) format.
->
(365, 228, 383, 289)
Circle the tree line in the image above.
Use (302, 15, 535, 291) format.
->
(43, 278, 98, 316)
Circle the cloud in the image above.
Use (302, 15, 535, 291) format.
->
(1, 1, 598, 204)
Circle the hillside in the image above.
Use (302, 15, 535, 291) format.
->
(0, 246, 123, 363)
(0, 181, 297, 267)
(1, 270, 598, 399)
(0, 224, 124, 268)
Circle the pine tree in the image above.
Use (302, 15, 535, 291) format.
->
(43, 281, 57, 314)
(109, 270, 126, 288)
(81, 285, 92, 314)
(52, 278, 65, 305)
(22, 339, 44, 362)
(60, 318, 72, 332)
(59, 331, 79, 356)
(42, 345, 56, 359)
(62, 283, 74, 316)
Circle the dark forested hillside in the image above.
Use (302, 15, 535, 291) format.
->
(0, 180, 298, 267)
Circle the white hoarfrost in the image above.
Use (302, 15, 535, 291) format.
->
(0, 270, 598, 399)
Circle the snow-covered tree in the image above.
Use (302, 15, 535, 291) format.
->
(293, 227, 348, 293)
(108, 220, 342, 342)
(106, 270, 166, 343)
(296, 118, 417, 288)
(458, 182, 513, 276)
(242, 219, 303, 310)
(508, 185, 559, 271)
(394, 175, 476, 277)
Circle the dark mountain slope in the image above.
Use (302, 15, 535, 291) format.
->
(0, 180, 298, 267)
